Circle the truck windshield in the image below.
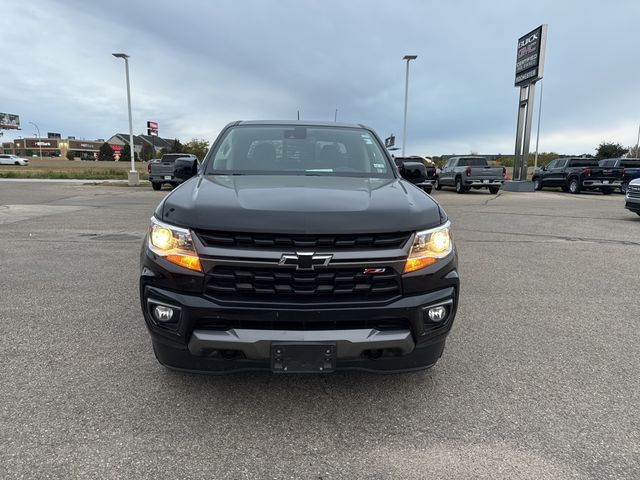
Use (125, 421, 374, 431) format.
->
(457, 158, 488, 166)
(206, 125, 393, 178)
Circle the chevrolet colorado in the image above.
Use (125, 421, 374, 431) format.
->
(140, 121, 459, 374)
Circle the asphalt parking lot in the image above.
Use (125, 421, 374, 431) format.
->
(1, 181, 639, 479)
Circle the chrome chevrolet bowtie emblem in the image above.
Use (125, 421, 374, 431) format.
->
(279, 252, 333, 270)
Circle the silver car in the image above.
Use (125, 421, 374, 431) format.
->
(625, 178, 640, 216)
(0, 154, 29, 166)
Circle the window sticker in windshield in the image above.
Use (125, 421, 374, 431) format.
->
(361, 133, 373, 145)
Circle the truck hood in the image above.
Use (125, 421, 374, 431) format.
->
(157, 175, 444, 234)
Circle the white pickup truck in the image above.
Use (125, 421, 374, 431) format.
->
(435, 156, 505, 194)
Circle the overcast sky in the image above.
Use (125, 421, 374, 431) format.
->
(1, 0, 639, 156)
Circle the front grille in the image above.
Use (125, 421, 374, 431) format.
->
(196, 230, 411, 250)
(195, 317, 410, 331)
(205, 267, 402, 304)
(628, 191, 640, 198)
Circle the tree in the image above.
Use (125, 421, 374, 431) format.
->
(98, 142, 114, 161)
(169, 138, 183, 153)
(183, 138, 210, 161)
(627, 145, 640, 158)
(66, 150, 75, 161)
(140, 141, 154, 161)
(119, 146, 139, 164)
(596, 141, 628, 159)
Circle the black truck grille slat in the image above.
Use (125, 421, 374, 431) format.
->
(195, 317, 410, 331)
(196, 231, 411, 250)
(205, 267, 402, 304)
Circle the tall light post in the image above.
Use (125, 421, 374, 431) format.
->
(402, 55, 418, 157)
(112, 52, 138, 186)
(28, 121, 42, 160)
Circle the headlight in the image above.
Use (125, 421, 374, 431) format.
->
(148, 217, 202, 272)
(404, 222, 453, 273)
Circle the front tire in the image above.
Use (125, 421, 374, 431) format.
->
(151, 182, 162, 191)
(455, 177, 466, 194)
(568, 178, 581, 194)
(434, 177, 442, 190)
(14, 161, 20, 165)
(601, 188, 613, 195)
(489, 186, 500, 194)
(533, 177, 542, 190)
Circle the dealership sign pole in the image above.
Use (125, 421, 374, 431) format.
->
(507, 25, 547, 189)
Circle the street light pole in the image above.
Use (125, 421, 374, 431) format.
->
(112, 52, 139, 186)
(28, 121, 42, 160)
(402, 55, 417, 157)
(635, 123, 640, 157)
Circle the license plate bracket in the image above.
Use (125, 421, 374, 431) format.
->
(271, 343, 336, 373)
(483, 179, 489, 184)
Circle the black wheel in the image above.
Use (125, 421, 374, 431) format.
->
(455, 177, 466, 194)
(601, 187, 613, 195)
(489, 186, 500, 194)
(434, 177, 442, 190)
(533, 177, 542, 190)
(151, 182, 162, 191)
(568, 178, 581, 194)
(14, 161, 20, 165)
(620, 183, 628, 194)
(422, 185, 433, 195)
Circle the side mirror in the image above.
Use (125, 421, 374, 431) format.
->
(541, 165, 547, 171)
(174, 157, 198, 181)
(399, 161, 427, 185)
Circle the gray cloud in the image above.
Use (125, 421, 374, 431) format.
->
(1, 0, 639, 155)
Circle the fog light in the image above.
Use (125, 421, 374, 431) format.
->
(153, 305, 174, 322)
(427, 306, 447, 322)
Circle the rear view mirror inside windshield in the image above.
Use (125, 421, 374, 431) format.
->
(284, 127, 307, 139)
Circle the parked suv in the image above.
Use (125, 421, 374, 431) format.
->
(625, 178, 640, 216)
(140, 121, 459, 374)
(0, 154, 29, 166)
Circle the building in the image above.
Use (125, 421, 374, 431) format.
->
(106, 133, 176, 159)
(3, 137, 103, 159)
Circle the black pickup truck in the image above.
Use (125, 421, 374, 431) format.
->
(532, 158, 623, 194)
(140, 120, 458, 374)
(393, 156, 437, 193)
(149, 153, 199, 191)
(598, 158, 640, 193)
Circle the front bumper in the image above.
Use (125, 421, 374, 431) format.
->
(141, 282, 458, 374)
(625, 194, 640, 212)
